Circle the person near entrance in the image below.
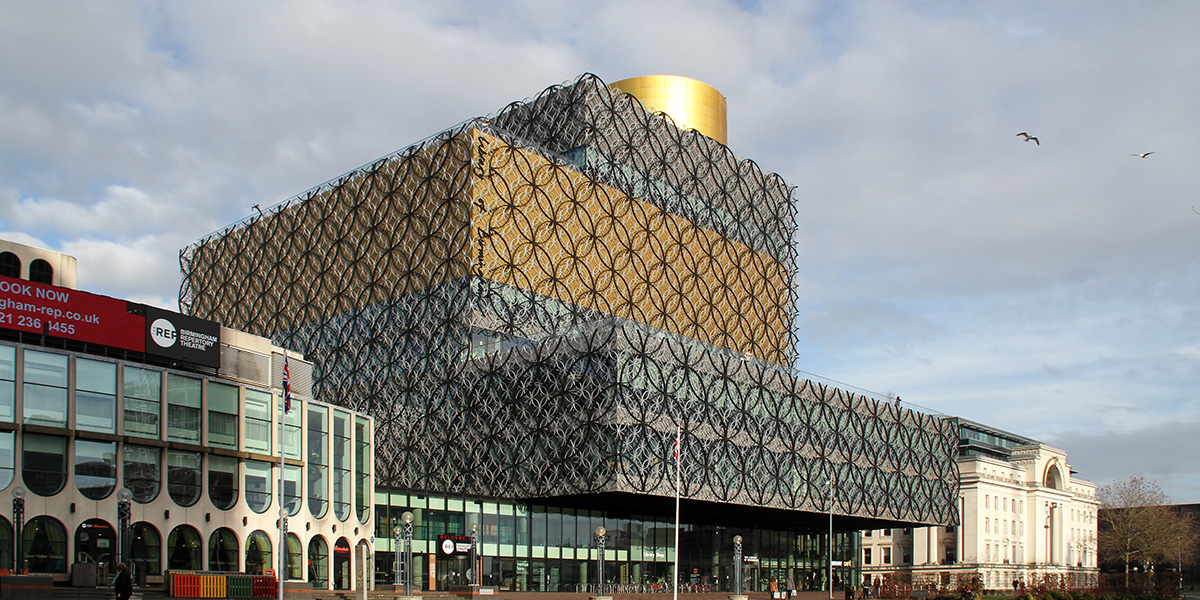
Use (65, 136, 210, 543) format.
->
(113, 563, 133, 600)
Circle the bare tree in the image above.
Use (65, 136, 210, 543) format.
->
(1097, 475, 1198, 589)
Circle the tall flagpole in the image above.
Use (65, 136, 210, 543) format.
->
(279, 354, 291, 600)
(673, 425, 680, 600)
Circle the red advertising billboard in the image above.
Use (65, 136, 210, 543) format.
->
(0, 275, 146, 352)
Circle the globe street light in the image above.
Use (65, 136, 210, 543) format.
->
(401, 512, 415, 597)
(595, 526, 607, 597)
(734, 535, 744, 597)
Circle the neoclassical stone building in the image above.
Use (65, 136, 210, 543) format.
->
(861, 418, 1099, 592)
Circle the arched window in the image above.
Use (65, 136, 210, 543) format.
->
(354, 416, 371, 523)
(332, 411, 351, 521)
(1045, 464, 1063, 489)
(208, 455, 238, 510)
(0, 516, 12, 572)
(283, 464, 301, 516)
(0, 252, 19, 279)
(22, 433, 67, 496)
(123, 445, 160, 503)
(0, 431, 15, 490)
(245, 531, 272, 576)
(166, 450, 201, 507)
(284, 533, 302, 580)
(73, 519, 116, 570)
(22, 516, 67, 573)
(208, 528, 238, 572)
(130, 522, 161, 576)
(307, 536, 328, 589)
(74, 440, 117, 500)
(307, 406, 328, 518)
(166, 525, 202, 571)
(27, 259, 52, 284)
(245, 460, 272, 513)
(332, 537, 350, 590)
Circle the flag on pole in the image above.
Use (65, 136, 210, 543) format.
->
(673, 434, 681, 467)
(282, 355, 292, 413)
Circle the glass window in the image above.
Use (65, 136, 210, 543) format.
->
(332, 411, 351, 521)
(355, 416, 371, 523)
(22, 516, 66, 572)
(122, 366, 161, 438)
(23, 350, 67, 427)
(307, 406, 328, 518)
(0, 345, 15, 422)
(864, 548, 872, 565)
(285, 533, 302, 580)
(244, 390, 272, 453)
(167, 525, 202, 570)
(245, 460, 273, 514)
(22, 433, 67, 496)
(0, 516, 11, 573)
(75, 358, 116, 433)
(123, 445, 161, 503)
(130, 522, 161, 576)
(284, 464, 302, 516)
(166, 375, 201, 443)
(0, 431, 14, 490)
(308, 536, 328, 588)
(245, 530, 272, 575)
(208, 528, 238, 572)
(208, 455, 239, 510)
(27, 259, 52, 284)
(207, 382, 239, 449)
(0, 252, 19, 278)
(167, 450, 201, 507)
(282, 399, 302, 460)
(74, 439, 117, 500)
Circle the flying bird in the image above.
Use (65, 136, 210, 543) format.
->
(1131, 152, 1155, 158)
(1016, 132, 1039, 145)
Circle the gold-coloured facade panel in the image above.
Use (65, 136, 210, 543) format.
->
(471, 131, 788, 364)
(611, 75, 728, 145)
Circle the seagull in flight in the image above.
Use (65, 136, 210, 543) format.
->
(1131, 152, 1155, 158)
(1016, 132, 1039, 145)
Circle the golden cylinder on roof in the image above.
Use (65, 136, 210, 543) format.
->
(611, 75, 728, 145)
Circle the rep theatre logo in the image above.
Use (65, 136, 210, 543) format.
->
(144, 307, 221, 368)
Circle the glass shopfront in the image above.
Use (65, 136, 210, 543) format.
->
(376, 491, 860, 593)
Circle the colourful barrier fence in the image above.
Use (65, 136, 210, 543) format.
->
(164, 571, 276, 599)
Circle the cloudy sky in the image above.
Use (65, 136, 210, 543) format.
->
(2, 1, 1198, 503)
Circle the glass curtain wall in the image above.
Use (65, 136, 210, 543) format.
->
(376, 492, 861, 593)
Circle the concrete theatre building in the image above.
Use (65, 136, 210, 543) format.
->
(0, 240, 375, 591)
(860, 418, 1099, 592)
(179, 74, 962, 593)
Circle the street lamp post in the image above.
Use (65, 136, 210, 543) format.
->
(471, 522, 479, 587)
(826, 480, 833, 600)
(393, 525, 403, 587)
(402, 512, 414, 597)
(117, 488, 132, 572)
(595, 526, 607, 597)
(12, 487, 24, 574)
(734, 535, 744, 597)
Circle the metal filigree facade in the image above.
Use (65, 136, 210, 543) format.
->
(180, 74, 958, 526)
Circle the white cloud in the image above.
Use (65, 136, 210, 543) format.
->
(2, 0, 1199, 502)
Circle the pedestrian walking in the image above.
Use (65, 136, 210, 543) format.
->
(114, 563, 133, 600)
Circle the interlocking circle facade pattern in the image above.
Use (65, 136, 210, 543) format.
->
(181, 74, 958, 526)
